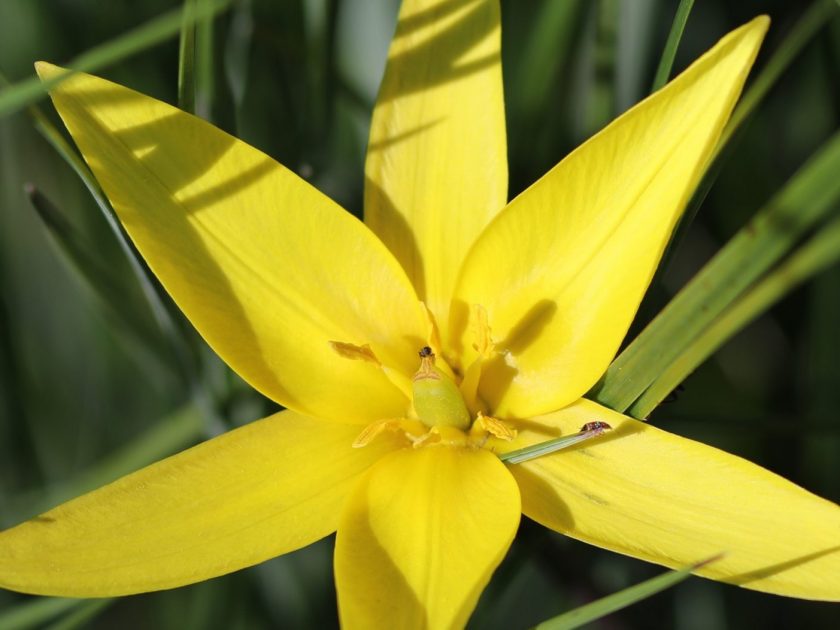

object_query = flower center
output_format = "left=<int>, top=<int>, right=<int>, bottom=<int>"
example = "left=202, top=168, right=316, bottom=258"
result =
left=412, top=346, right=471, bottom=430
left=330, top=304, right=517, bottom=450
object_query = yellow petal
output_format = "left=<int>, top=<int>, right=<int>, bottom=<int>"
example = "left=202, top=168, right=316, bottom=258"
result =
left=453, top=17, right=769, bottom=418
left=0, top=410, right=400, bottom=596
left=365, top=0, right=507, bottom=332
left=36, top=63, right=428, bottom=423
left=335, top=446, right=520, bottom=629
left=503, top=398, right=840, bottom=600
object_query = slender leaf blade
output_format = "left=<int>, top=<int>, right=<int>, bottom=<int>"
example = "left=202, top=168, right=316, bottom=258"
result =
left=650, top=0, right=695, bottom=92
left=535, top=556, right=721, bottom=630
left=631, top=215, right=840, bottom=417
left=0, top=0, right=231, bottom=118
left=0, top=598, right=82, bottom=630
left=593, top=130, right=840, bottom=413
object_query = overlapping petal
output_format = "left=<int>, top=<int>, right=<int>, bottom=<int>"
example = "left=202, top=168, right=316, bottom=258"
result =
left=453, top=17, right=769, bottom=418
left=0, top=410, right=402, bottom=597
left=36, top=62, right=428, bottom=424
left=502, top=398, right=840, bottom=601
left=335, top=446, right=520, bottom=629
left=365, top=0, right=507, bottom=332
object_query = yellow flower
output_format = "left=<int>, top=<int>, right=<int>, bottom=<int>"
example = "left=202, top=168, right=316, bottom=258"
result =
left=3, top=2, right=839, bottom=627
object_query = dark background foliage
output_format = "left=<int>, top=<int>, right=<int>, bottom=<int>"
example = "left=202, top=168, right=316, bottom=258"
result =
left=0, top=0, right=838, bottom=628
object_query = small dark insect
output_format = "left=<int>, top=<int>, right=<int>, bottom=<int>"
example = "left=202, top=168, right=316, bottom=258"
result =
left=580, top=421, right=611, bottom=433
left=418, top=346, right=434, bottom=358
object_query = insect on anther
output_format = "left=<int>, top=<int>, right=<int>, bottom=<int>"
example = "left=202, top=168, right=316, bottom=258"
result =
left=419, top=346, right=434, bottom=358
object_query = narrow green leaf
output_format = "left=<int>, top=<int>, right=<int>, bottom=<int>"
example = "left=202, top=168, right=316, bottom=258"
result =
left=6, top=402, right=203, bottom=525
left=0, top=0, right=231, bottom=118
left=535, top=556, right=721, bottom=630
left=512, top=0, right=584, bottom=118
left=0, top=598, right=81, bottom=630
left=650, top=0, right=695, bottom=92
left=719, top=0, right=838, bottom=149
left=195, top=0, right=217, bottom=120
left=178, top=0, right=198, bottom=113
left=653, top=0, right=836, bottom=286
left=18, top=96, right=196, bottom=384
left=631, top=215, right=840, bottom=418
left=43, top=599, right=113, bottom=630
left=583, top=0, right=619, bottom=137
left=593, top=130, right=840, bottom=414
left=25, top=185, right=165, bottom=350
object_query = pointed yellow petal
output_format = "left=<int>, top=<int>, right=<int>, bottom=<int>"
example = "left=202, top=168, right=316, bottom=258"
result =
left=0, top=411, right=400, bottom=597
left=503, top=398, right=840, bottom=600
left=453, top=17, right=769, bottom=418
left=36, top=62, right=428, bottom=423
left=335, top=446, right=520, bottom=629
left=365, top=0, right=507, bottom=331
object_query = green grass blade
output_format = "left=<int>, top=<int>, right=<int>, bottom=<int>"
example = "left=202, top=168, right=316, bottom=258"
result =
left=630, top=215, right=840, bottom=418
left=592, top=130, right=840, bottom=414
left=43, top=599, right=113, bottom=630
left=653, top=1, right=836, bottom=285
left=5, top=402, right=203, bottom=525
left=650, top=0, right=695, bottom=92
left=0, top=598, right=82, bottom=630
left=194, top=0, right=217, bottom=120
left=0, top=0, right=231, bottom=118
left=512, top=0, right=583, bottom=119
left=25, top=185, right=164, bottom=352
left=583, top=0, right=619, bottom=137
left=19, top=98, right=196, bottom=384
left=534, top=556, right=721, bottom=630
left=178, top=0, right=198, bottom=113
left=719, top=0, right=838, bottom=149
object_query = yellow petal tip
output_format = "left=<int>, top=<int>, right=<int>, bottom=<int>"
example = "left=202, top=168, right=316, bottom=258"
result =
left=34, top=61, right=60, bottom=79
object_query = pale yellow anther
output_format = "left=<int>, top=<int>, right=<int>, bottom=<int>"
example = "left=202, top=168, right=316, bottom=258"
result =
left=471, top=304, right=494, bottom=357
left=353, top=418, right=427, bottom=448
left=329, top=341, right=380, bottom=365
left=329, top=340, right=413, bottom=399
left=460, top=304, right=495, bottom=411
left=472, top=412, right=517, bottom=442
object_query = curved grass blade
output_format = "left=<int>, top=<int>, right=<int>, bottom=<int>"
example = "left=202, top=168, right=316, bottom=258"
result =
left=512, top=0, right=584, bottom=119
left=535, top=555, right=722, bottom=630
left=719, top=0, right=838, bottom=149
left=0, top=0, right=232, bottom=118
left=178, top=0, right=198, bottom=113
left=43, top=599, right=113, bottom=630
left=5, top=402, right=203, bottom=526
left=25, top=185, right=164, bottom=356
left=583, top=0, right=619, bottom=137
left=630, top=215, right=840, bottom=418
left=0, top=598, right=83, bottom=630
left=650, top=0, right=695, bottom=92
left=16, top=93, right=196, bottom=385
left=652, top=0, right=837, bottom=294
left=592, top=130, right=840, bottom=414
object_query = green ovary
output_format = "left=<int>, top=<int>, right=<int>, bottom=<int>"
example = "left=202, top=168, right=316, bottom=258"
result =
left=411, top=348, right=470, bottom=429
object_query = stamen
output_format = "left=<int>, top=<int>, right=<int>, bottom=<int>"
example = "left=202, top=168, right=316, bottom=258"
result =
left=329, top=341, right=380, bottom=365
left=352, top=418, right=427, bottom=448
left=460, top=304, right=495, bottom=411
left=499, top=421, right=613, bottom=465
left=329, top=340, right=413, bottom=399
left=471, top=412, right=517, bottom=441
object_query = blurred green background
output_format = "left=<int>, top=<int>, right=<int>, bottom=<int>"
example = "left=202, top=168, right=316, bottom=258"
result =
left=0, top=0, right=839, bottom=628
